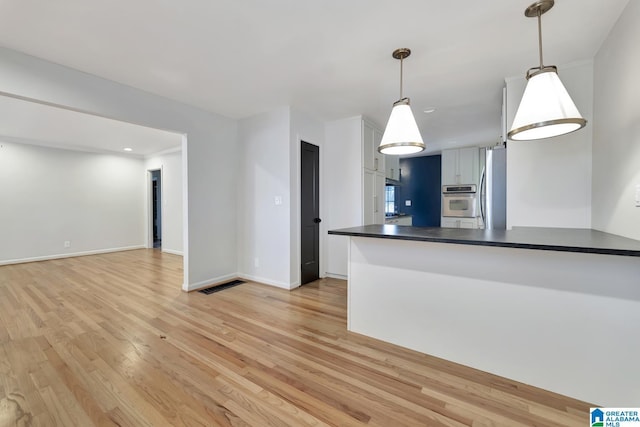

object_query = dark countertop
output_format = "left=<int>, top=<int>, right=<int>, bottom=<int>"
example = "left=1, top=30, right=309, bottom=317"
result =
left=328, top=225, right=640, bottom=257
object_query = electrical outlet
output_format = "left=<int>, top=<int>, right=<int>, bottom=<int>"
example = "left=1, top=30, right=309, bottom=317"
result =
left=635, top=184, right=640, bottom=207
left=405, top=200, right=412, bottom=207
left=274, top=196, right=283, bottom=206
left=254, top=257, right=259, bottom=268
left=64, top=241, right=71, bottom=248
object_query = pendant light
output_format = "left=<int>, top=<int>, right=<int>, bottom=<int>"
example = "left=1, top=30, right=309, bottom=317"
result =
left=508, top=0, right=586, bottom=141
left=378, top=48, right=425, bottom=155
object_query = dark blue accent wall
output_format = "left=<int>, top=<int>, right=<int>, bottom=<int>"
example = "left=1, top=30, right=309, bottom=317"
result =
left=398, top=155, right=441, bottom=227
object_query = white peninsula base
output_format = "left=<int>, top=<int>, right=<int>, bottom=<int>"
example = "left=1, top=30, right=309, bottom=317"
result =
left=347, top=236, right=640, bottom=406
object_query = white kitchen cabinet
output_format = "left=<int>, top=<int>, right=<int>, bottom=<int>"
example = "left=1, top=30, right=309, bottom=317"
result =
left=385, top=215, right=412, bottom=226
left=373, top=127, right=384, bottom=173
left=363, top=123, right=375, bottom=171
left=362, top=119, right=385, bottom=225
left=441, top=147, right=479, bottom=185
left=459, top=218, right=478, bottom=229
left=385, top=154, right=400, bottom=181
left=362, top=120, right=384, bottom=172
left=441, top=217, right=479, bottom=229
left=363, top=169, right=374, bottom=225
left=458, top=147, right=479, bottom=184
left=441, top=150, right=458, bottom=185
left=398, top=216, right=412, bottom=226
left=375, top=172, right=385, bottom=224
left=441, top=217, right=458, bottom=228
left=363, top=169, right=385, bottom=225
left=325, top=115, right=385, bottom=277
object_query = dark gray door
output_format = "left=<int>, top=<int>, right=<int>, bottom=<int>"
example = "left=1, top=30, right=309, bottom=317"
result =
left=301, top=141, right=320, bottom=285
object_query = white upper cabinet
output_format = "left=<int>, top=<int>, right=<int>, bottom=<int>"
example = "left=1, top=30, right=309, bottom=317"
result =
left=359, top=119, right=386, bottom=225
left=373, top=127, right=384, bottom=173
left=363, top=123, right=374, bottom=171
left=385, top=154, right=400, bottom=181
left=441, top=150, right=458, bottom=185
left=362, top=120, right=384, bottom=172
left=458, top=147, right=479, bottom=184
left=441, top=147, right=479, bottom=185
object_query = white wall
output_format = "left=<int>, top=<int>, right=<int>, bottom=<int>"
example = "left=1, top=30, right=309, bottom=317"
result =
left=0, top=142, right=145, bottom=263
left=506, top=61, right=593, bottom=229
left=145, top=149, right=183, bottom=255
left=324, top=116, right=363, bottom=278
left=237, top=107, right=325, bottom=289
left=592, top=1, right=640, bottom=240
left=0, top=47, right=237, bottom=291
left=237, top=107, right=292, bottom=288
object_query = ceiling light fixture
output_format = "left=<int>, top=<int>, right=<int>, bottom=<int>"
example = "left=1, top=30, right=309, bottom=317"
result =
left=123, top=147, right=133, bottom=152
left=508, top=0, right=586, bottom=141
left=378, top=48, right=425, bottom=155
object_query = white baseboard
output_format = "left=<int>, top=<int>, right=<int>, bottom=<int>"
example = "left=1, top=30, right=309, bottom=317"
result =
left=161, top=248, right=183, bottom=256
left=289, top=280, right=301, bottom=290
left=238, top=273, right=293, bottom=290
left=0, top=245, right=146, bottom=266
left=183, top=273, right=238, bottom=292
left=326, top=272, right=348, bottom=280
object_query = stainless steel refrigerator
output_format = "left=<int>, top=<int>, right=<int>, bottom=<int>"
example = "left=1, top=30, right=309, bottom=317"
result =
left=479, top=145, right=507, bottom=229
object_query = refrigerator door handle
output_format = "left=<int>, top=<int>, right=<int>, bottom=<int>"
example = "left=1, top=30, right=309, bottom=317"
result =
left=479, top=166, right=486, bottom=228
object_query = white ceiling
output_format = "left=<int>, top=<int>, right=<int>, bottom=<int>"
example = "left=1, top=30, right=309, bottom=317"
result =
left=0, top=0, right=630, bottom=155
left=0, top=95, right=182, bottom=156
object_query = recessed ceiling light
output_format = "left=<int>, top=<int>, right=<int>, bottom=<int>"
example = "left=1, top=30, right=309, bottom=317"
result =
left=423, top=108, right=436, bottom=114
left=123, top=147, right=133, bottom=152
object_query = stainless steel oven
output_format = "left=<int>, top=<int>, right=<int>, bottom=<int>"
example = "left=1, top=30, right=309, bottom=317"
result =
left=442, top=184, right=478, bottom=218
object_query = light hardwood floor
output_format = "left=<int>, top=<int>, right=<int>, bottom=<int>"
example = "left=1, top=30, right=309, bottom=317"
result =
left=0, top=249, right=592, bottom=426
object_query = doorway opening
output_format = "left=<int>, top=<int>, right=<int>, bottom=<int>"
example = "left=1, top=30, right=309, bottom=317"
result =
left=0, top=90, right=187, bottom=288
left=149, top=169, right=162, bottom=249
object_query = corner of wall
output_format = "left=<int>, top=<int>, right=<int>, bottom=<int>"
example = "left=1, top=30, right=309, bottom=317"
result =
left=591, top=0, right=640, bottom=240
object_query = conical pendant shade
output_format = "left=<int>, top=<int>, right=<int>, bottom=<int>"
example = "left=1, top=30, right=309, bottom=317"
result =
left=378, top=48, right=425, bottom=155
left=508, top=69, right=586, bottom=140
left=379, top=99, right=425, bottom=155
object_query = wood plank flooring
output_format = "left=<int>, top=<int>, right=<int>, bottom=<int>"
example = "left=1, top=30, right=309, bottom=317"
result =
left=0, top=249, right=592, bottom=426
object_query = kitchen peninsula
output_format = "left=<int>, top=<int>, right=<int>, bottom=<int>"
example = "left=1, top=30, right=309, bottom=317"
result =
left=328, top=225, right=640, bottom=406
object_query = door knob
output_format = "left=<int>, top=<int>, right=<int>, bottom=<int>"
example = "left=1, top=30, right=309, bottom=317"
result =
left=313, top=218, right=322, bottom=223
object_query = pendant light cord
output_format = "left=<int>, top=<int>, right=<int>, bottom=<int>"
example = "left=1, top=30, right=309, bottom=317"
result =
left=537, top=7, right=544, bottom=69
left=399, top=57, right=404, bottom=99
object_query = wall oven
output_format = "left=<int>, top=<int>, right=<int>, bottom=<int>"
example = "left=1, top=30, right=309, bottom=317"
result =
left=442, top=184, right=478, bottom=218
